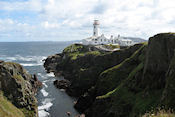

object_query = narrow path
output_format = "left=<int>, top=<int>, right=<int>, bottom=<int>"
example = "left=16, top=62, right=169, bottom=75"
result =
left=95, top=45, right=120, bottom=52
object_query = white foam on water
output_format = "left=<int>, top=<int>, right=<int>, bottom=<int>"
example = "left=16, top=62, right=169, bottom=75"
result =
left=20, top=63, right=43, bottom=66
left=0, top=55, right=46, bottom=66
left=38, top=110, right=50, bottom=117
left=0, top=57, right=17, bottom=61
left=46, top=72, right=55, bottom=77
left=38, top=73, right=42, bottom=76
left=38, top=98, right=54, bottom=117
left=15, top=55, right=46, bottom=62
left=43, top=82, right=48, bottom=88
left=1, top=55, right=42, bottom=61
left=60, top=89, right=65, bottom=92
left=40, top=56, right=47, bottom=62
left=41, top=98, right=54, bottom=105
left=38, top=73, right=48, bottom=80
left=43, top=79, right=52, bottom=83
left=41, top=88, right=49, bottom=97
left=15, top=55, right=35, bottom=61
left=38, top=102, right=53, bottom=111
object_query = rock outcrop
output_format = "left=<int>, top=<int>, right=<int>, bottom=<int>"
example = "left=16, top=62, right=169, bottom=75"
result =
left=0, top=61, right=42, bottom=117
left=44, top=43, right=143, bottom=97
left=44, top=33, right=175, bottom=117
left=53, top=79, right=70, bottom=89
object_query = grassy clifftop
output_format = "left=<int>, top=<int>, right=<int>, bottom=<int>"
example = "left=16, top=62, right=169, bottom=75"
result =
left=0, top=92, right=25, bottom=117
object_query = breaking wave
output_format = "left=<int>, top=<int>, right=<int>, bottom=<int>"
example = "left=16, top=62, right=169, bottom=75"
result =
left=38, top=98, right=54, bottom=117
left=0, top=55, right=46, bottom=66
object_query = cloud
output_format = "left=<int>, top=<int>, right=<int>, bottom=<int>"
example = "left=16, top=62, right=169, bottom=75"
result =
left=0, top=0, right=43, bottom=12
left=0, top=0, right=175, bottom=41
left=41, top=21, right=60, bottom=29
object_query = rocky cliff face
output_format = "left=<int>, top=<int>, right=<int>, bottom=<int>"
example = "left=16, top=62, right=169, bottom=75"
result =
left=44, top=43, right=143, bottom=97
left=0, top=61, right=42, bottom=117
left=84, top=33, right=175, bottom=117
left=44, top=33, right=175, bottom=117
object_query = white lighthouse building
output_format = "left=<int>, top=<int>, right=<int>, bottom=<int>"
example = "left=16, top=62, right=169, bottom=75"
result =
left=93, top=20, right=100, bottom=37
left=82, top=20, right=134, bottom=46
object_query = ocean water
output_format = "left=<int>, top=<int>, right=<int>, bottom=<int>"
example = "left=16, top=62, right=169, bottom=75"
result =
left=0, top=42, right=79, bottom=117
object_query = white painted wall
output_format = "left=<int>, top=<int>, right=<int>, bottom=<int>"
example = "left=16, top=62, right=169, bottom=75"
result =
left=93, top=24, right=99, bottom=37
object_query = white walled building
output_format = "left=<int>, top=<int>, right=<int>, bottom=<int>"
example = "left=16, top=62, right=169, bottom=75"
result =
left=82, top=20, right=134, bottom=46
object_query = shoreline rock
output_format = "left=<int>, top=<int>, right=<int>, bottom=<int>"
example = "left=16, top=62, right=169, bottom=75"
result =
left=53, top=79, right=70, bottom=90
left=0, top=61, right=42, bottom=117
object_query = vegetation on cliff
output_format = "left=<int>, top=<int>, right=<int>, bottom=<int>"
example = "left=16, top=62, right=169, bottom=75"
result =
left=44, top=43, right=143, bottom=97
left=85, top=33, right=175, bottom=117
left=0, top=61, right=41, bottom=117
left=142, top=109, right=175, bottom=117
left=0, top=92, right=25, bottom=117
left=44, top=33, right=175, bottom=117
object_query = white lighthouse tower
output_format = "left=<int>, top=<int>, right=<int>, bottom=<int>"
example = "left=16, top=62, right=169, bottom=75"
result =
left=93, top=20, right=100, bottom=37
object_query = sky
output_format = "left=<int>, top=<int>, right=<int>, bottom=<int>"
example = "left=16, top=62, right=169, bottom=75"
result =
left=0, top=0, right=175, bottom=42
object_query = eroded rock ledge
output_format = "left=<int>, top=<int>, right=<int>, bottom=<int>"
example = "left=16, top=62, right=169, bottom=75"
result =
left=0, top=61, right=42, bottom=117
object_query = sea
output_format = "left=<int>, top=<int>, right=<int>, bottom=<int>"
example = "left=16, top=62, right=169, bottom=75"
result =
left=0, top=42, right=79, bottom=117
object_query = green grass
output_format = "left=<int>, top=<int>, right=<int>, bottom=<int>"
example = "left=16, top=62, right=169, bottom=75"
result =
left=63, top=44, right=86, bottom=53
left=132, top=90, right=163, bottom=116
left=63, top=44, right=106, bottom=60
left=0, top=92, right=25, bottom=117
left=94, top=44, right=151, bottom=116
left=94, top=43, right=175, bottom=116
left=86, top=51, right=101, bottom=56
left=69, top=50, right=102, bottom=60
left=97, top=62, right=144, bottom=99
left=13, top=74, right=23, bottom=81
left=143, top=109, right=175, bottom=117
left=4, top=62, right=21, bottom=66
left=128, top=62, right=143, bottom=79
left=96, top=44, right=146, bottom=97
left=69, top=52, right=85, bottom=60
left=103, top=44, right=120, bottom=49
left=20, top=108, right=36, bottom=117
left=140, top=42, right=148, bottom=45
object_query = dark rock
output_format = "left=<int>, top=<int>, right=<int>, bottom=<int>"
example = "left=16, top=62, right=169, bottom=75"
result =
left=30, top=74, right=43, bottom=93
left=74, top=87, right=96, bottom=113
left=0, top=60, right=4, bottom=63
left=44, top=54, right=62, bottom=73
left=66, top=111, right=71, bottom=116
left=53, top=79, right=70, bottom=89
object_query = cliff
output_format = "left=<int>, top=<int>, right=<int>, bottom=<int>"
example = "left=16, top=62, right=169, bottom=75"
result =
left=44, top=43, right=143, bottom=97
left=0, top=61, right=42, bottom=117
left=44, top=33, right=175, bottom=117
left=85, top=33, right=175, bottom=117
